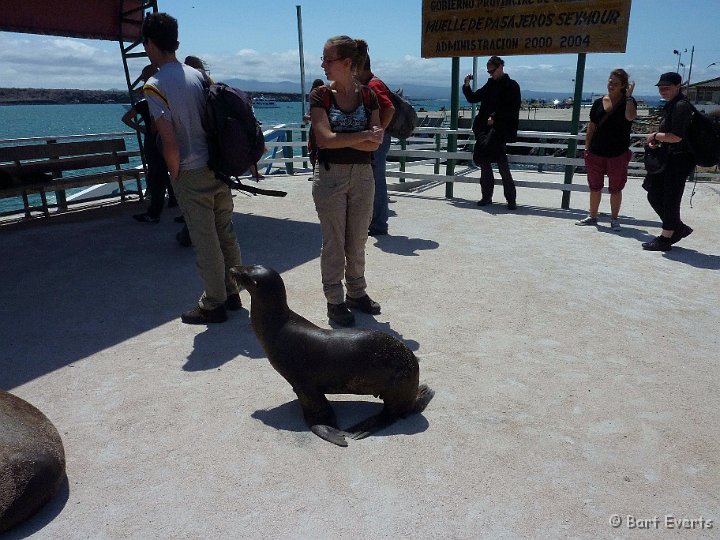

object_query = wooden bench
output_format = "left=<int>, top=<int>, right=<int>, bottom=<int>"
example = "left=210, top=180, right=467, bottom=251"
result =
left=0, top=138, right=144, bottom=218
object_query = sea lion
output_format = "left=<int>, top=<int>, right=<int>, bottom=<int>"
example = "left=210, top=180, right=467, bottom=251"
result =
left=0, top=390, right=66, bottom=533
left=231, top=265, right=433, bottom=447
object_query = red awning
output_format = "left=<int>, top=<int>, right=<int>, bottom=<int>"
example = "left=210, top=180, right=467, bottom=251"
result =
left=0, top=0, right=145, bottom=42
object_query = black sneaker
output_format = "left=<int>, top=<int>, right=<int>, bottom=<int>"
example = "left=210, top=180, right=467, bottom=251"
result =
left=477, top=198, right=492, bottom=206
left=506, top=201, right=517, bottom=210
left=176, top=226, right=192, bottom=247
left=225, top=293, right=242, bottom=311
left=133, top=213, right=160, bottom=223
left=181, top=305, right=228, bottom=324
left=345, top=294, right=381, bottom=315
left=670, top=224, right=693, bottom=245
left=327, top=303, right=355, bottom=326
left=642, top=236, right=672, bottom=252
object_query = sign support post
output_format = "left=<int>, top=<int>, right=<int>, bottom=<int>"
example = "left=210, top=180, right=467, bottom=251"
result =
left=562, top=53, right=586, bottom=210
left=446, top=57, right=460, bottom=198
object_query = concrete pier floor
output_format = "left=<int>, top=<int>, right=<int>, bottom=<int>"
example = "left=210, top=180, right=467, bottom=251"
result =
left=1, top=169, right=718, bottom=538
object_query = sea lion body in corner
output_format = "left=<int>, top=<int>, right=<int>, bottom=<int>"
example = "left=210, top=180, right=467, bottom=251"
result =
left=231, top=265, right=433, bottom=447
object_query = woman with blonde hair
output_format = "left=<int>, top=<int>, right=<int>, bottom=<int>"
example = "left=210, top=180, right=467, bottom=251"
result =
left=310, top=36, right=384, bottom=326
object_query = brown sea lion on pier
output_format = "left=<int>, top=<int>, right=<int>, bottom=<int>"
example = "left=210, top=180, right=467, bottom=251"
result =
left=231, top=265, right=433, bottom=447
left=0, top=390, right=66, bottom=533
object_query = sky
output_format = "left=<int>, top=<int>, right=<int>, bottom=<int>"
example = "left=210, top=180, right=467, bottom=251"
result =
left=1, top=0, right=719, bottom=98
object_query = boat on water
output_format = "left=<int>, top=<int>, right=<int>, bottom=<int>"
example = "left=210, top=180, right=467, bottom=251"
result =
left=252, top=96, right=279, bottom=108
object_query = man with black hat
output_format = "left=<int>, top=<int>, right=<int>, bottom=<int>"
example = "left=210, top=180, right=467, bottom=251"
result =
left=642, top=71, right=695, bottom=251
left=463, top=56, right=521, bottom=209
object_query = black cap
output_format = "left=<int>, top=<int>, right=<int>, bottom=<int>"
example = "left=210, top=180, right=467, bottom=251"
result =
left=655, top=72, right=682, bottom=86
left=488, top=56, right=504, bottom=67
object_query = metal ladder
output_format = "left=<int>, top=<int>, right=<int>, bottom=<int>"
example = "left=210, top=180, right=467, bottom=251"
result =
left=118, top=0, right=159, bottom=172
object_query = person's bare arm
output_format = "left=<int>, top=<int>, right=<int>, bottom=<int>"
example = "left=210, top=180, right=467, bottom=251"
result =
left=154, top=117, right=180, bottom=180
left=379, top=105, right=396, bottom=129
left=350, top=108, right=383, bottom=151
left=625, top=81, right=637, bottom=122
left=121, top=107, right=145, bottom=133
left=585, top=122, right=597, bottom=154
left=311, top=107, right=382, bottom=151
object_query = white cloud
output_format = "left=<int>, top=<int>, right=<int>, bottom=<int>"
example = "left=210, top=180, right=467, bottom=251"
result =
left=1, top=31, right=718, bottom=97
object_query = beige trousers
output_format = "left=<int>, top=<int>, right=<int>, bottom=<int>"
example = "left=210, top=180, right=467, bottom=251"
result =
left=173, top=166, right=242, bottom=310
left=312, top=163, right=374, bottom=304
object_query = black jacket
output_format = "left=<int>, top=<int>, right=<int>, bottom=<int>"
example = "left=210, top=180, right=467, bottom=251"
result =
left=659, top=92, right=693, bottom=155
left=463, top=74, right=521, bottom=142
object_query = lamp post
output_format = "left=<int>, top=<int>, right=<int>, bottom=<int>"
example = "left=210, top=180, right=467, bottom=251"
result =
left=673, top=49, right=686, bottom=73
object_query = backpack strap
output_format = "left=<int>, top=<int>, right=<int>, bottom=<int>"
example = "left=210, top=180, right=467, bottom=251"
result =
left=359, top=85, right=375, bottom=129
left=319, top=84, right=373, bottom=111
left=221, top=177, right=287, bottom=197
left=360, top=85, right=373, bottom=108
left=316, top=85, right=332, bottom=111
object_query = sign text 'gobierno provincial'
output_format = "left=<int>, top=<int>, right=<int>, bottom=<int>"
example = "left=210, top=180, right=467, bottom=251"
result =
left=422, top=0, right=632, bottom=58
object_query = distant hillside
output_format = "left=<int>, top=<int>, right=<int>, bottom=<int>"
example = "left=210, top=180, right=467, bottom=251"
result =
left=0, top=85, right=663, bottom=107
left=220, top=78, right=662, bottom=104
left=0, top=87, right=301, bottom=105
left=0, top=88, right=132, bottom=105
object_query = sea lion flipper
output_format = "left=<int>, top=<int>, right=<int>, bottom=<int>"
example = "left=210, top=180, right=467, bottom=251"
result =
left=347, top=413, right=394, bottom=440
left=311, top=424, right=349, bottom=447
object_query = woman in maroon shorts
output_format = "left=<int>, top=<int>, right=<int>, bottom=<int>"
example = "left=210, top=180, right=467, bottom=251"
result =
left=576, top=69, right=637, bottom=231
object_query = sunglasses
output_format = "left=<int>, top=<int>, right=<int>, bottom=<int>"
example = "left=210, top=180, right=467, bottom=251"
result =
left=321, top=56, right=343, bottom=63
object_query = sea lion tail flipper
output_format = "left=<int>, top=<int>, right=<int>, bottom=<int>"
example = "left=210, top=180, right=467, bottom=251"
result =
left=412, top=384, right=435, bottom=414
left=347, top=412, right=395, bottom=441
left=311, top=424, right=349, bottom=447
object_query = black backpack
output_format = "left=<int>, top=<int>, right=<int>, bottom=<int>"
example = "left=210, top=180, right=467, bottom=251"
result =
left=375, top=79, right=418, bottom=140
left=204, top=83, right=286, bottom=197
left=686, top=102, right=720, bottom=167
left=205, top=83, right=265, bottom=180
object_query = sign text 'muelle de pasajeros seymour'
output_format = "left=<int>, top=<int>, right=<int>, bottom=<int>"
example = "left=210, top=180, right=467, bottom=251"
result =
left=422, top=0, right=632, bottom=58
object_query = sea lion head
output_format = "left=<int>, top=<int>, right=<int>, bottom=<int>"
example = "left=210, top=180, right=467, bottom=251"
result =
left=230, top=265, right=288, bottom=311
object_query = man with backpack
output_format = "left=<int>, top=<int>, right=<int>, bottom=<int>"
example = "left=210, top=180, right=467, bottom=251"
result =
left=642, top=72, right=695, bottom=252
left=358, top=57, right=395, bottom=236
left=463, top=56, right=521, bottom=210
left=142, top=12, right=243, bottom=324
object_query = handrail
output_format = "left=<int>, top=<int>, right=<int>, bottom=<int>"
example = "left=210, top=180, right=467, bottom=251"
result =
left=0, top=132, right=138, bottom=145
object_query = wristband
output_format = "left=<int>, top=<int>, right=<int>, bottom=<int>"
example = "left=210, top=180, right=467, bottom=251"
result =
left=627, top=96, right=637, bottom=106
left=652, top=133, right=658, bottom=142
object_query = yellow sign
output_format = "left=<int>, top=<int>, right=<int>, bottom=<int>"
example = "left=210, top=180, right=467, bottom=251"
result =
left=422, top=0, right=632, bottom=58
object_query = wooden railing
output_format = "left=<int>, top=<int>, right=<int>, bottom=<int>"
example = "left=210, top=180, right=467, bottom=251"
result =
left=256, top=124, right=720, bottom=191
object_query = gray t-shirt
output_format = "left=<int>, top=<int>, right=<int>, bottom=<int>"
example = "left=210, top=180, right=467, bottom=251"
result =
left=145, top=62, right=208, bottom=171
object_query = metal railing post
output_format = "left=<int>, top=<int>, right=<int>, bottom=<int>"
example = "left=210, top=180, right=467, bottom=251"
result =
left=284, top=129, right=294, bottom=175
left=300, top=126, right=308, bottom=169
left=435, top=133, right=441, bottom=175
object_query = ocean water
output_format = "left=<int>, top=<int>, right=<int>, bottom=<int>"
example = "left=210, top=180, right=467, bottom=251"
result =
left=0, top=99, right=448, bottom=214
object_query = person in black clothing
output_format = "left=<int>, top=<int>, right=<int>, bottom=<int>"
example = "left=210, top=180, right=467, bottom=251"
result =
left=462, top=56, right=521, bottom=209
left=122, top=64, right=177, bottom=223
left=642, top=72, right=695, bottom=252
